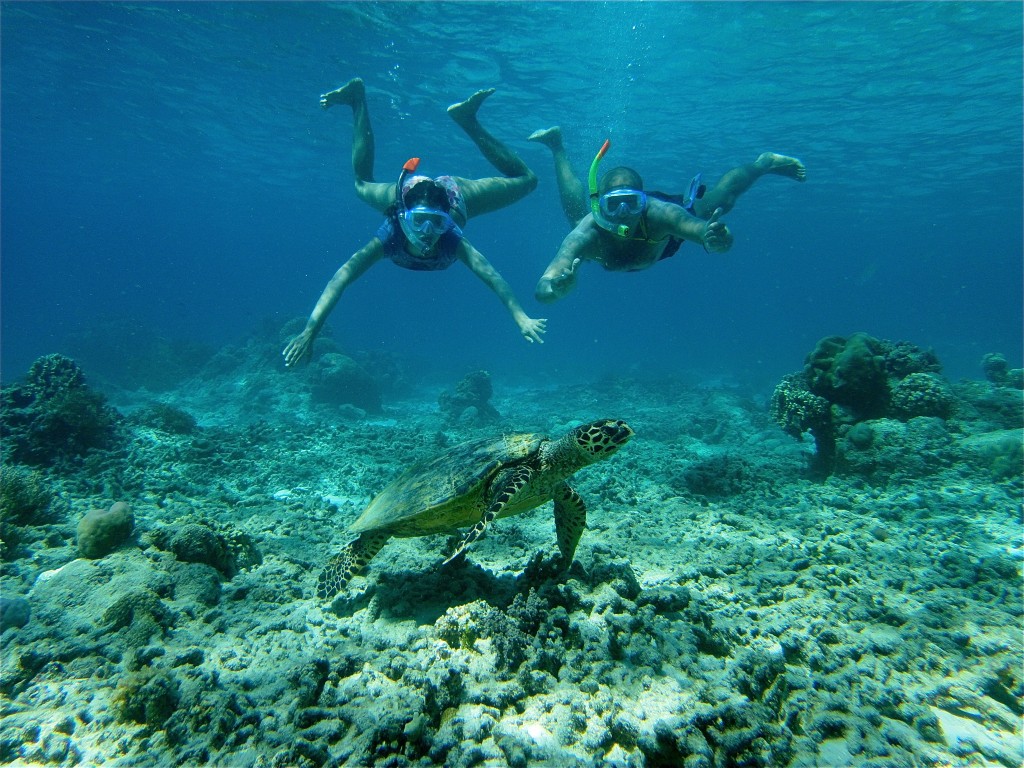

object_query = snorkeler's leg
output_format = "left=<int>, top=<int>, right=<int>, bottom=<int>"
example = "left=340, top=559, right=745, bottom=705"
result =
left=693, top=152, right=806, bottom=219
left=528, top=126, right=589, bottom=226
left=454, top=175, right=536, bottom=219
left=448, top=89, right=537, bottom=216
left=321, top=77, right=386, bottom=209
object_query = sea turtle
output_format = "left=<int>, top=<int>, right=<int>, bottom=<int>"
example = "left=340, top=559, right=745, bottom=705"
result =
left=316, top=418, right=634, bottom=600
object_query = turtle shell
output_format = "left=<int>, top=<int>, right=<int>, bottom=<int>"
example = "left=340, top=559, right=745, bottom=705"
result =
left=349, top=432, right=545, bottom=537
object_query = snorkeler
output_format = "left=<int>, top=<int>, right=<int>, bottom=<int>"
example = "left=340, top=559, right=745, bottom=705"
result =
left=528, top=128, right=806, bottom=303
left=283, top=79, right=545, bottom=367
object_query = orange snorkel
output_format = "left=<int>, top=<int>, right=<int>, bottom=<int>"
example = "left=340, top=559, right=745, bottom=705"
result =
left=396, top=156, right=421, bottom=216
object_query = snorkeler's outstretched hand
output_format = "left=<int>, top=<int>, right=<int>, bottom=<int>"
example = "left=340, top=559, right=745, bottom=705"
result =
left=519, top=316, right=547, bottom=344
left=702, top=208, right=733, bottom=254
left=282, top=328, right=316, bottom=368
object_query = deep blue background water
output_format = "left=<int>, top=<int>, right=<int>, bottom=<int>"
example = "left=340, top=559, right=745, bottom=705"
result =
left=2, top=2, right=1021, bottom=392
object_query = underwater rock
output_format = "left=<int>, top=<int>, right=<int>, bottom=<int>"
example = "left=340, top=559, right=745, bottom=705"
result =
left=309, top=352, right=382, bottom=413
left=438, top=370, right=500, bottom=424
left=681, top=453, right=758, bottom=498
left=958, top=429, right=1024, bottom=480
left=77, top=501, right=135, bottom=559
left=102, top=589, right=177, bottom=649
left=112, top=667, right=181, bottom=729
left=981, top=352, right=1024, bottom=389
left=837, top=417, right=953, bottom=481
left=0, top=597, right=31, bottom=631
left=0, top=354, right=122, bottom=466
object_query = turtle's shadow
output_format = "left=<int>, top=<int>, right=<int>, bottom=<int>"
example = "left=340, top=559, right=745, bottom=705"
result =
left=327, top=551, right=571, bottom=624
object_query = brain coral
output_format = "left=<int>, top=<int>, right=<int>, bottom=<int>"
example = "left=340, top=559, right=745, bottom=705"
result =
left=889, top=373, right=956, bottom=420
left=77, top=501, right=135, bottom=559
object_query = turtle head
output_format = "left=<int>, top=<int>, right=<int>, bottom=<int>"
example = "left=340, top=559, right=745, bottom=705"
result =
left=569, top=419, right=634, bottom=465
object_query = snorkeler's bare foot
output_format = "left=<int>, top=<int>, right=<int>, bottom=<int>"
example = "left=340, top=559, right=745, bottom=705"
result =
left=320, top=78, right=365, bottom=110
left=528, top=126, right=564, bottom=151
left=447, top=88, right=496, bottom=126
left=755, top=152, right=807, bottom=182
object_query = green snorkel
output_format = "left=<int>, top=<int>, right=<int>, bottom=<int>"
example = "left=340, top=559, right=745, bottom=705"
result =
left=588, top=139, right=637, bottom=238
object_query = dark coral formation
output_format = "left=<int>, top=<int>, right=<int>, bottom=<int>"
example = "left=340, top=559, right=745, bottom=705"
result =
left=1, top=354, right=122, bottom=467
left=771, top=333, right=956, bottom=476
left=130, top=403, right=198, bottom=436
left=981, top=352, right=1024, bottom=389
left=438, top=370, right=500, bottom=424
left=309, top=352, right=382, bottom=413
left=149, top=518, right=262, bottom=578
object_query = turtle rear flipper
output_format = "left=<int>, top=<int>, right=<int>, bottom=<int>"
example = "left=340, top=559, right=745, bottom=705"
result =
left=553, top=482, right=586, bottom=566
left=443, top=464, right=536, bottom=565
left=317, top=531, right=390, bottom=600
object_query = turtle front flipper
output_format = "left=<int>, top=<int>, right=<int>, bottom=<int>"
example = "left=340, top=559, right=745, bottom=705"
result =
left=317, top=531, right=390, bottom=600
left=443, top=465, right=535, bottom=565
left=553, top=482, right=586, bottom=566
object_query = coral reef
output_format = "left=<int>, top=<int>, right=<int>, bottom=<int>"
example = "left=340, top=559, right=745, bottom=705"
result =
left=77, top=501, right=135, bottom=559
left=770, top=333, right=968, bottom=478
left=0, top=356, right=1017, bottom=768
left=0, top=354, right=121, bottom=466
left=438, top=370, right=500, bottom=424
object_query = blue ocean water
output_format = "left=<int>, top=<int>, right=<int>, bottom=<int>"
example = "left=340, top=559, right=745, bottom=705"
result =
left=2, top=1, right=1021, bottom=390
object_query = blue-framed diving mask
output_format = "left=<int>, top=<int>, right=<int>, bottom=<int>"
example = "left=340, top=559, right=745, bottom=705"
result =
left=399, top=206, right=457, bottom=256
left=599, top=188, right=647, bottom=219
left=595, top=188, right=647, bottom=236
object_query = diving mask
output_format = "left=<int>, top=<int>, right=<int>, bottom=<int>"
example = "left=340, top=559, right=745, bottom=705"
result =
left=599, top=189, right=647, bottom=220
left=399, top=206, right=455, bottom=256
left=403, top=207, right=455, bottom=236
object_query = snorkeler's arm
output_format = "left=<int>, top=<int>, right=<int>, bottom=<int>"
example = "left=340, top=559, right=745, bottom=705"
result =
left=652, top=200, right=733, bottom=253
left=458, top=239, right=547, bottom=344
left=534, top=220, right=595, bottom=303
left=282, top=239, right=384, bottom=367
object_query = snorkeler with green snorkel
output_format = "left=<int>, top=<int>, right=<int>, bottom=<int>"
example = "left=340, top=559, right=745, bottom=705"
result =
left=529, top=129, right=806, bottom=303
